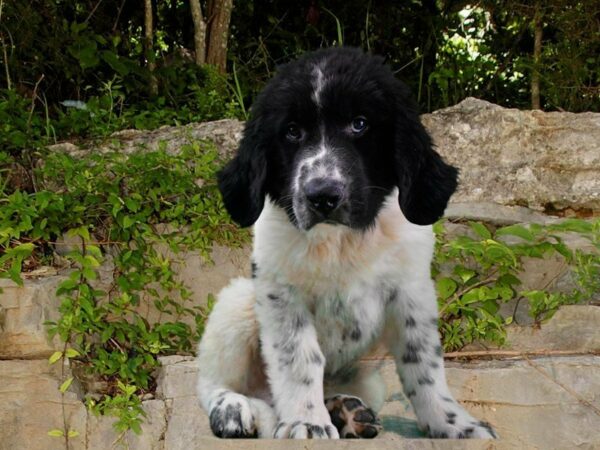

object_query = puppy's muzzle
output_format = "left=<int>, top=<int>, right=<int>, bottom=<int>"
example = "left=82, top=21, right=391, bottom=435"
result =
left=304, top=178, right=345, bottom=216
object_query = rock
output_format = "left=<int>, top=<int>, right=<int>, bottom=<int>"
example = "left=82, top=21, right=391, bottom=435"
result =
left=155, top=356, right=197, bottom=399
left=423, top=97, right=600, bottom=214
left=164, top=397, right=212, bottom=450
left=444, top=202, right=561, bottom=225
left=0, top=277, right=64, bottom=359
left=86, top=400, right=166, bottom=450
left=502, top=305, right=600, bottom=352
left=49, top=119, right=244, bottom=160
left=0, top=359, right=87, bottom=450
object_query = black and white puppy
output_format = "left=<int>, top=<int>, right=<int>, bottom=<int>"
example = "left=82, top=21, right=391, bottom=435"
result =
left=196, top=47, right=497, bottom=440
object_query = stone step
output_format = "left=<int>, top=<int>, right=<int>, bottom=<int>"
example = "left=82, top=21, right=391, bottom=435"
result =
left=2, top=354, right=598, bottom=449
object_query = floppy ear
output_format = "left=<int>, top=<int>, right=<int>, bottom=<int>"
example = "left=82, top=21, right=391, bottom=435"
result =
left=394, top=93, right=458, bottom=226
left=217, top=117, right=267, bottom=227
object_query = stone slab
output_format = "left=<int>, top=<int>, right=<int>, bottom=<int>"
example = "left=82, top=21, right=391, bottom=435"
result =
left=0, top=277, right=64, bottom=358
left=0, top=359, right=87, bottom=450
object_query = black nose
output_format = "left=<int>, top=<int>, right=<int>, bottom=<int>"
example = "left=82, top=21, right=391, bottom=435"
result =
left=304, top=178, right=344, bottom=215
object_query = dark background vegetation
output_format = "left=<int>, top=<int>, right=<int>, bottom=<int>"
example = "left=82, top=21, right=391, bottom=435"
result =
left=1, top=1, right=599, bottom=155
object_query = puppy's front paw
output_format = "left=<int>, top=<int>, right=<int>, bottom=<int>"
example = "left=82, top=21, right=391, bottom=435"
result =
left=325, top=395, right=383, bottom=438
left=422, top=408, right=498, bottom=439
left=209, top=391, right=257, bottom=438
left=274, top=420, right=339, bottom=439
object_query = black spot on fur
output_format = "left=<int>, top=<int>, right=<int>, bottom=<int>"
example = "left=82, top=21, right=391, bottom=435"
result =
left=343, top=397, right=363, bottom=411
left=434, top=345, right=443, bottom=357
left=273, top=422, right=286, bottom=437
left=406, top=389, right=416, bottom=398
left=478, top=421, right=497, bottom=438
left=301, top=376, right=313, bottom=386
left=405, top=316, right=416, bottom=328
left=345, top=432, right=359, bottom=438
left=386, top=288, right=398, bottom=304
left=307, top=424, right=326, bottom=438
left=267, top=293, right=279, bottom=301
left=354, top=409, right=376, bottom=423
left=430, top=430, right=449, bottom=439
left=430, top=317, right=439, bottom=327
left=402, top=341, right=421, bottom=364
left=462, top=427, right=474, bottom=437
left=430, top=361, right=440, bottom=369
left=306, top=402, right=314, bottom=410
left=329, top=406, right=345, bottom=430
left=350, top=326, right=362, bottom=341
left=251, top=261, right=258, bottom=278
left=310, top=350, right=323, bottom=365
left=292, top=314, right=307, bottom=330
left=442, top=396, right=454, bottom=402
left=209, top=402, right=255, bottom=438
left=418, top=375, right=435, bottom=385
left=446, top=411, right=457, bottom=425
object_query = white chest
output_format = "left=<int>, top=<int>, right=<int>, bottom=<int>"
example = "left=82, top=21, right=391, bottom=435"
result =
left=312, top=283, right=389, bottom=375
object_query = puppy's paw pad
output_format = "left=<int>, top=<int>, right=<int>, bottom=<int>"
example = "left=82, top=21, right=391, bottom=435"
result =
left=274, top=420, right=339, bottom=439
left=325, top=395, right=383, bottom=439
left=209, top=391, right=257, bottom=438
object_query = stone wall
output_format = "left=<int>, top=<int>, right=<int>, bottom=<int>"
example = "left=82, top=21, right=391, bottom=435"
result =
left=1, top=99, right=599, bottom=449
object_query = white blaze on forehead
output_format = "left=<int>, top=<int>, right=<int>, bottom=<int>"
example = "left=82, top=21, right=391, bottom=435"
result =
left=311, top=64, right=327, bottom=107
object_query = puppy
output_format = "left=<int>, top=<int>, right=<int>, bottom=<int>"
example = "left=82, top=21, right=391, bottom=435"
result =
left=196, top=47, right=497, bottom=440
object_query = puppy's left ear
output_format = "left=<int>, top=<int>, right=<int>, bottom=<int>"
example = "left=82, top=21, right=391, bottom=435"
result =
left=394, top=90, right=458, bottom=225
left=217, top=117, right=267, bottom=227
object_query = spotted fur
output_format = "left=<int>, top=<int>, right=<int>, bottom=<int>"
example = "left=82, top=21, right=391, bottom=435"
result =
left=196, top=48, right=497, bottom=440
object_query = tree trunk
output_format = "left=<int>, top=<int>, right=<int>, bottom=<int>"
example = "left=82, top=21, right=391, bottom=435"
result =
left=206, top=0, right=233, bottom=74
left=144, top=0, right=158, bottom=95
left=531, top=0, right=543, bottom=110
left=189, top=0, right=207, bottom=65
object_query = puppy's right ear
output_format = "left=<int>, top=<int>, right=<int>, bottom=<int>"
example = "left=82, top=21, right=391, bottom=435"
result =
left=217, top=117, right=267, bottom=227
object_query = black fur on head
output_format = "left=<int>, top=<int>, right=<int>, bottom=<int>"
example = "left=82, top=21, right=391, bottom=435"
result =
left=218, top=47, right=458, bottom=229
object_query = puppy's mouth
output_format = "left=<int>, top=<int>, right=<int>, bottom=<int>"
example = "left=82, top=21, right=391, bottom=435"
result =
left=292, top=196, right=352, bottom=230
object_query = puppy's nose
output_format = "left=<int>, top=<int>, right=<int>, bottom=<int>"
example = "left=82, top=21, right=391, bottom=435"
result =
left=304, top=178, right=344, bottom=215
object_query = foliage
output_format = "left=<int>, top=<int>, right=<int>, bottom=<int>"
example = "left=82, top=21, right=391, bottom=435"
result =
left=1, top=140, right=247, bottom=434
left=433, top=219, right=600, bottom=351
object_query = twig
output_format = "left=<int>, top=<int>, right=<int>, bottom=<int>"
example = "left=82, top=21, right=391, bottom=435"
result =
left=84, top=0, right=104, bottom=24
left=443, top=349, right=600, bottom=360
left=27, top=74, right=45, bottom=129
left=439, top=268, right=500, bottom=316
left=359, top=349, right=600, bottom=361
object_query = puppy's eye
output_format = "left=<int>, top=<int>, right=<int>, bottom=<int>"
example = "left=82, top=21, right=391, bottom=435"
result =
left=285, top=123, right=303, bottom=142
left=351, top=116, right=368, bottom=134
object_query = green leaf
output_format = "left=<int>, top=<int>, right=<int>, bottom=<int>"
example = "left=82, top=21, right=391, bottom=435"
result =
left=437, top=277, right=457, bottom=300
left=60, top=377, right=74, bottom=393
left=469, top=222, right=491, bottom=239
left=453, top=266, right=476, bottom=283
left=68, top=430, right=80, bottom=438
left=123, top=216, right=135, bottom=229
left=49, top=351, right=63, bottom=365
left=65, top=348, right=80, bottom=358
left=496, top=224, right=535, bottom=241
left=48, top=429, right=64, bottom=437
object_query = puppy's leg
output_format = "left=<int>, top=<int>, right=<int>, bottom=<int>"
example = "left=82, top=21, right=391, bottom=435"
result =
left=255, top=282, right=339, bottom=439
left=387, top=278, right=498, bottom=439
left=323, top=366, right=385, bottom=438
left=196, top=278, right=277, bottom=438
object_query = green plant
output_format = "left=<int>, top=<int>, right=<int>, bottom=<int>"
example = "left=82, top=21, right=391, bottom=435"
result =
left=433, top=219, right=600, bottom=351
left=1, top=139, right=247, bottom=435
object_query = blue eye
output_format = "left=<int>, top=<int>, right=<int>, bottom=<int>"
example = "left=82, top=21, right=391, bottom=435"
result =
left=285, top=122, right=303, bottom=142
left=351, top=116, right=368, bottom=134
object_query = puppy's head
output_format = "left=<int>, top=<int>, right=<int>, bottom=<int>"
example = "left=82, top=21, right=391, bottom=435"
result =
left=218, top=47, right=457, bottom=230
